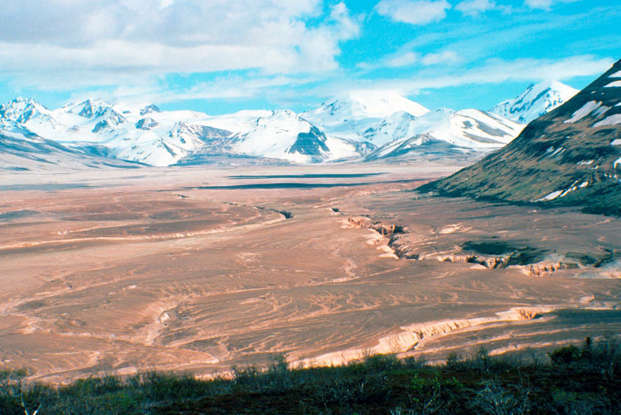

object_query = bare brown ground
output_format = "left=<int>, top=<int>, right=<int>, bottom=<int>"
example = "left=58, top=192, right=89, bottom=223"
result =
left=0, top=163, right=619, bottom=383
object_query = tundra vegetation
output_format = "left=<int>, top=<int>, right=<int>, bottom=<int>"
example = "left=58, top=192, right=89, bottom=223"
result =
left=1, top=338, right=619, bottom=414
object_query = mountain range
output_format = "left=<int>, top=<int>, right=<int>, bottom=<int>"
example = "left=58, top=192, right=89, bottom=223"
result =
left=0, top=81, right=578, bottom=169
left=421, top=59, right=621, bottom=215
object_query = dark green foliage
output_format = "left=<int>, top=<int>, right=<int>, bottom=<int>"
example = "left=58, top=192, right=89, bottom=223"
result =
left=1, top=339, right=620, bottom=414
left=549, top=345, right=582, bottom=365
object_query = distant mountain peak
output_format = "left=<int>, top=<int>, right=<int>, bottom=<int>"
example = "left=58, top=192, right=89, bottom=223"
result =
left=2, top=96, right=46, bottom=110
left=318, top=90, right=429, bottom=120
left=492, top=80, right=578, bottom=124
left=140, top=104, right=161, bottom=116
left=79, top=100, right=109, bottom=118
left=302, top=90, right=430, bottom=146
left=10, top=96, right=41, bottom=105
left=0, top=97, right=51, bottom=124
left=61, top=99, right=113, bottom=117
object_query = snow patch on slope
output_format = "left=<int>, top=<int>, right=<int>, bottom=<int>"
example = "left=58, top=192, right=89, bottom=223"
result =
left=594, top=114, right=621, bottom=128
left=367, top=108, right=523, bottom=160
left=535, top=180, right=589, bottom=202
left=565, top=101, right=602, bottom=123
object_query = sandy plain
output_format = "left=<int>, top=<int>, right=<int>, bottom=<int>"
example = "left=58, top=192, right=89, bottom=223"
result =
left=0, top=162, right=620, bottom=383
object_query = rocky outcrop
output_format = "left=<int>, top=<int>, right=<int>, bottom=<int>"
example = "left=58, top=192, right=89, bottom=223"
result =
left=293, top=306, right=555, bottom=368
left=346, top=216, right=415, bottom=259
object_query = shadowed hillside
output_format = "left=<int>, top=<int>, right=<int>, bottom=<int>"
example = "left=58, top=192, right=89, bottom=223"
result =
left=420, top=59, right=621, bottom=216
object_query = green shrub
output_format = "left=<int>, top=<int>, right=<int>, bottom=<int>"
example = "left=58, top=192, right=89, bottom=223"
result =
left=0, top=337, right=619, bottom=414
left=549, top=345, right=581, bottom=365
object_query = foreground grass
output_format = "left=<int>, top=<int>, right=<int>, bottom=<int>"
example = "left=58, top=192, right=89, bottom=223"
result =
left=1, top=338, right=620, bottom=414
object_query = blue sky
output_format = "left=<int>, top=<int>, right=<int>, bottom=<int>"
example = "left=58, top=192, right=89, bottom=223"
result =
left=0, top=0, right=618, bottom=114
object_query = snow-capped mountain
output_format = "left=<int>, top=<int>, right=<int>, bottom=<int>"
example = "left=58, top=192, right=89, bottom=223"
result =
left=0, top=121, right=139, bottom=171
left=1, top=81, right=584, bottom=168
left=307, top=90, right=429, bottom=120
left=492, top=81, right=578, bottom=124
left=303, top=90, right=429, bottom=146
left=0, top=98, right=233, bottom=166
left=0, top=98, right=63, bottom=141
left=204, top=109, right=360, bottom=163
left=358, top=111, right=419, bottom=147
left=0, top=99, right=362, bottom=166
left=366, top=109, right=523, bottom=161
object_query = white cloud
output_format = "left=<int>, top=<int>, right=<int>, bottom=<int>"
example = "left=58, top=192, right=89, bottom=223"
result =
left=329, top=2, right=361, bottom=39
left=85, top=74, right=314, bottom=107
left=375, top=0, right=451, bottom=25
left=384, top=55, right=615, bottom=92
left=455, top=0, right=496, bottom=16
left=525, top=0, right=553, bottom=9
left=358, top=50, right=458, bottom=71
left=524, top=0, right=579, bottom=10
left=0, top=0, right=360, bottom=89
left=386, top=52, right=420, bottom=67
left=316, top=55, right=614, bottom=99
left=356, top=51, right=419, bottom=70
left=421, top=50, right=459, bottom=65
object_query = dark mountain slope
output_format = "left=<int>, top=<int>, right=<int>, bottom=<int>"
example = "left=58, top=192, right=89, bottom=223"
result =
left=420, top=59, right=621, bottom=215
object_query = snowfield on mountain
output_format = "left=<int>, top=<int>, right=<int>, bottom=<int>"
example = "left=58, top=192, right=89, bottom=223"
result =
left=366, top=108, right=523, bottom=161
left=492, top=81, right=578, bottom=124
left=0, top=83, right=577, bottom=167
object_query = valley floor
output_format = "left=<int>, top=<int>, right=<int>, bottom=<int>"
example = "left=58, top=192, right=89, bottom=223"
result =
left=0, top=162, right=619, bottom=383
